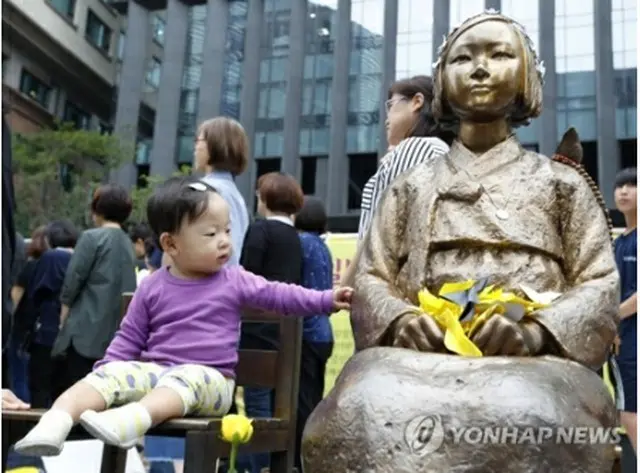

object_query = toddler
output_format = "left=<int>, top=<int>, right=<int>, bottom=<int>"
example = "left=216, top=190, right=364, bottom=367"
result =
left=15, top=176, right=352, bottom=456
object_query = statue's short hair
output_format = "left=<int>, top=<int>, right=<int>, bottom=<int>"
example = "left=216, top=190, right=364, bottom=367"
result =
left=431, top=11, right=545, bottom=131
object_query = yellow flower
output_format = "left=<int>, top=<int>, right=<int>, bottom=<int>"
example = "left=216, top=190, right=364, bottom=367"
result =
left=221, top=414, right=254, bottom=444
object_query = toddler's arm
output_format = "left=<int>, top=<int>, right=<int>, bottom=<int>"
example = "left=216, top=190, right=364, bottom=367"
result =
left=235, top=267, right=334, bottom=316
left=94, top=282, right=151, bottom=368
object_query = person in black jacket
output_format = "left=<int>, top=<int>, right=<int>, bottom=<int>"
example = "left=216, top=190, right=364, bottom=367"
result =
left=239, top=172, right=305, bottom=473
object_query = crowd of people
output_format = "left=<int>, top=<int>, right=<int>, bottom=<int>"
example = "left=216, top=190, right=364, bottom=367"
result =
left=3, top=114, right=351, bottom=473
left=0, top=61, right=636, bottom=472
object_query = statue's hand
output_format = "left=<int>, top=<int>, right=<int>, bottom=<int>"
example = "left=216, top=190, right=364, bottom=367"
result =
left=392, top=313, right=445, bottom=352
left=470, top=314, right=530, bottom=356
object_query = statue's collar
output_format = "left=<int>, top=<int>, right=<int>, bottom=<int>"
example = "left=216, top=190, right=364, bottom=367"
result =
left=447, top=135, right=524, bottom=179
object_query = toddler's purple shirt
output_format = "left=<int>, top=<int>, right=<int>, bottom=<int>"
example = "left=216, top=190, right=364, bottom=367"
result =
left=95, top=266, right=334, bottom=378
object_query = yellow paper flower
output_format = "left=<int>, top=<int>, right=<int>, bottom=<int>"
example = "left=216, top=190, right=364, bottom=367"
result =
left=221, top=414, right=254, bottom=444
left=418, top=280, right=552, bottom=357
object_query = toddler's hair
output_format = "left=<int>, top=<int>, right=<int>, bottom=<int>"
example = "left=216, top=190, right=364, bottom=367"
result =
left=615, top=168, right=637, bottom=189
left=147, top=176, right=217, bottom=245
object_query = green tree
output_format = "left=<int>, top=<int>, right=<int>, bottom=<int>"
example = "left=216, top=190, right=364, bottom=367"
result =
left=12, top=124, right=133, bottom=234
left=129, top=166, right=192, bottom=224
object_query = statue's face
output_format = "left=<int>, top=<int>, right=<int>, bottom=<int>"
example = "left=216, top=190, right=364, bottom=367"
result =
left=443, top=20, right=525, bottom=121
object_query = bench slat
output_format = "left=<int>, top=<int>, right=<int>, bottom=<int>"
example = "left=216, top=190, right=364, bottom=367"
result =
left=236, top=349, right=278, bottom=388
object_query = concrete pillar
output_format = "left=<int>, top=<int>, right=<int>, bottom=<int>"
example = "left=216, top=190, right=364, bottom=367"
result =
left=197, top=0, right=228, bottom=123
left=326, top=0, right=351, bottom=215
left=432, top=0, right=449, bottom=62
left=377, top=0, right=398, bottom=157
left=112, top=0, right=149, bottom=188
left=235, top=0, right=264, bottom=199
left=594, top=0, right=618, bottom=207
left=538, top=0, right=558, bottom=157
left=149, top=0, right=189, bottom=178
left=281, top=0, right=307, bottom=176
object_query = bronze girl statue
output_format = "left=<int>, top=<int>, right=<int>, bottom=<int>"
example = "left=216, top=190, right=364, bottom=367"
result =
left=302, top=11, right=619, bottom=473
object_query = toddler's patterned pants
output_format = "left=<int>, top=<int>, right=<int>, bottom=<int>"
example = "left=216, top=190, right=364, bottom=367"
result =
left=84, top=361, right=235, bottom=416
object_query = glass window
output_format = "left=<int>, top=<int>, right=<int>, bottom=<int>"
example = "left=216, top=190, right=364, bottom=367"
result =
left=396, top=0, right=434, bottom=79
left=117, top=31, right=125, bottom=61
left=555, top=0, right=595, bottom=73
left=255, top=0, right=292, bottom=153
left=49, top=0, right=75, bottom=20
left=153, top=15, right=166, bottom=46
left=145, top=57, right=162, bottom=90
left=85, top=10, right=112, bottom=54
left=267, top=88, right=286, bottom=118
left=63, top=101, right=90, bottom=130
left=265, top=131, right=283, bottom=157
left=176, top=135, right=194, bottom=165
left=182, top=64, right=202, bottom=90
left=555, top=0, right=596, bottom=142
left=449, top=0, right=484, bottom=29
left=180, top=90, right=198, bottom=114
left=299, top=1, right=338, bottom=156
left=136, top=138, right=152, bottom=165
left=348, top=0, right=384, bottom=154
left=19, top=70, right=51, bottom=108
left=177, top=6, right=210, bottom=166
left=612, top=0, right=636, bottom=139
left=501, top=0, right=539, bottom=51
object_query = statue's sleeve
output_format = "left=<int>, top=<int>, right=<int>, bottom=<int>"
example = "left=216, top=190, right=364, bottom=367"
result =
left=534, top=173, right=620, bottom=369
left=351, top=181, right=418, bottom=350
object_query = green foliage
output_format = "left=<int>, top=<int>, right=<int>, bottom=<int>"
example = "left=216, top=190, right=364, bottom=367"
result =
left=12, top=123, right=134, bottom=233
left=128, top=166, right=192, bottom=223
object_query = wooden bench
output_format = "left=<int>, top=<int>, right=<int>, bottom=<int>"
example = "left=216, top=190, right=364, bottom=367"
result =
left=3, top=292, right=303, bottom=473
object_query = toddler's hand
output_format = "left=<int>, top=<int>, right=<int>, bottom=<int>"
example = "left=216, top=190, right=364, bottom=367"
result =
left=333, top=287, right=354, bottom=311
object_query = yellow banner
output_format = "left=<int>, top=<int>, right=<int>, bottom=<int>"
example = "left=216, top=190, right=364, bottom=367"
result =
left=324, top=233, right=357, bottom=396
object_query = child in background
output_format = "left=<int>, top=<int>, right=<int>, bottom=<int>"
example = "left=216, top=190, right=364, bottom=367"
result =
left=15, top=176, right=353, bottom=456
left=613, top=168, right=637, bottom=459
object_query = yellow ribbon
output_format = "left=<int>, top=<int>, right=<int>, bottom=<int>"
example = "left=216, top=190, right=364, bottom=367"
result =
left=418, top=281, right=553, bottom=357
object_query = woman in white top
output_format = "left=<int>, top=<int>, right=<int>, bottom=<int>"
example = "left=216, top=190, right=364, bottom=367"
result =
left=345, top=76, right=454, bottom=285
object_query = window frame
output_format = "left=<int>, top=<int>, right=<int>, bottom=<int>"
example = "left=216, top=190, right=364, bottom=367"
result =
left=145, top=56, right=162, bottom=91
left=19, top=69, right=52, bottom=108
left=152, top=15, right=166, bottom=46
left=63, top=100, right=91, bottom=130
left=85, top=9, right=112, bottom=55
left=49, top=0, right=76, bottom=20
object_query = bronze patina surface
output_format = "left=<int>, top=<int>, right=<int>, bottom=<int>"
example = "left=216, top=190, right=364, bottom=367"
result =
left=302, top=11, right=619, bottom=473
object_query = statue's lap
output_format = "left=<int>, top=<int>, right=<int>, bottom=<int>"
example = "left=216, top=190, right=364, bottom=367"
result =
left=302, top=348, right=617, bottom=473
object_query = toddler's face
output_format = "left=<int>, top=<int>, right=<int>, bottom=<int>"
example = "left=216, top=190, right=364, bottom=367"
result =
left=170, top=193, right=233, bottom=275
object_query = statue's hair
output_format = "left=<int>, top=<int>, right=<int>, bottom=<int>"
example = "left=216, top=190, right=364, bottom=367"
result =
left=552, top=127, right=614, bottom=243
left=432, top=10, right=545, bottom=131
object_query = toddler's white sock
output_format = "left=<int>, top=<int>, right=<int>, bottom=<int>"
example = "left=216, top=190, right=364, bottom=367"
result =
left=79, top=402, right=152, bottom=448
left=14, top=409, right=74, bottom=457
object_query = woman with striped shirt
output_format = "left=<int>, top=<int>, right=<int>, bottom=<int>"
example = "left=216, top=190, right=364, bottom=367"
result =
left=345, top=76, right=454, bottom=285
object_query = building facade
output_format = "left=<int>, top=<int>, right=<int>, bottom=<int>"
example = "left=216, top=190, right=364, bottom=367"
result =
left=2, top=0, right=163, bottom=167
left=10, top=0, right=635, bottom=227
